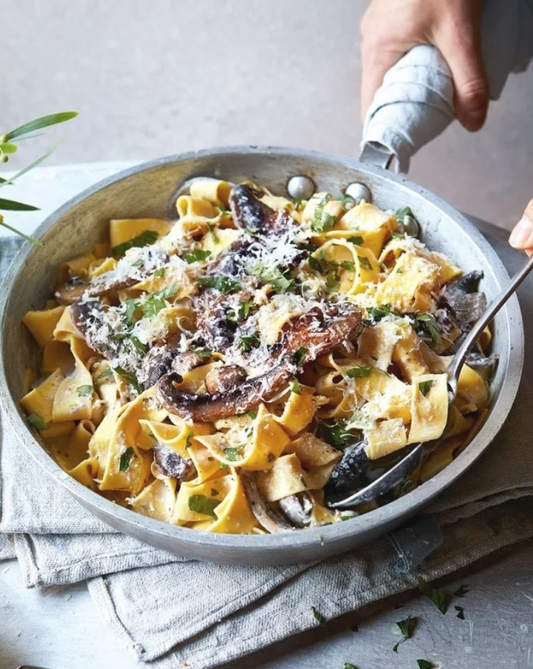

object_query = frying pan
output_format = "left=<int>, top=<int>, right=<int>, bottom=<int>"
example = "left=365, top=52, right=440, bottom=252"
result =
left=0, top=146, right=523, bottom=565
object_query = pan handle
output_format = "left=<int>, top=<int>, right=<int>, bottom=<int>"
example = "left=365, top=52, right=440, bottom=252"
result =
left=359, top=141, right=394, bottom=170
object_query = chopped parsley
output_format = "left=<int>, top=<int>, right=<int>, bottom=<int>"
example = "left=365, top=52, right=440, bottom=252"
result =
left=226, top=300, right=253, bottom=323
left=239, top=334, right=259, bottom=352
left=184, top=249, right=211, bottom=264
left=119, top=446, right=135, bottom=471
left=455, top=605, right=465, bottom=620
left=142, top=285, right=180, bottom=317
left=367, top=304, right=393, bottom=322
left=395, top=206, right=414, bottom=222
left=291, top=378, right=301, bottom=395
left=124, top=298, right=138, bottom=326
left=217, top=205, right=230, bottom=218
left=340, top=260, right=355, bottom=272
left=292, top=347, right=308, bottom=366
left=185, top=431, right=194, bottom=449
left=224, top=446, right=243, bottom=461
left=418, top=380, right=434, bottom=397
left=114, top=367, right=142, bottom=394
left=112, top=230, right=159, bottom=257
left=339, top=193, right=356, bottom=208
left=414, top=312, right=442, bottom=345
left=343, top=664, right=360, bottom=669
left=189, top=345, right=213, bottom=359
left=27, top=412, right=49, bottom=431
left=188, top=493, right=219, bottom=518
left=153, top=267, right=166, bottom=277
left=311, top=194, right=336, bottom=233
left=418, top=577, right=447, bottom=614
left=346, top=366, right=371, bottom=379
left=453, top=584, right=470, bottom=598
left=252, top=263, right=295, bottom=293
left=300, top=475, right=308, bottom=488
left=206, top=221, right=219, bottom=243
left=131, top=258, right=144, bottom=267
left=96, top=367, right=113, bottom=382
left=198, top=275, right=242, bottom=294
left=347, top=236, right=364, bottom=245
left=417, top=661, right=433, bottom=669
left=393, top=615, right=414, bottom=652
left=248, top=409, right=258, bottom=420
left=398, top=477, right=414, bottom=495
left=219, top=462, right=229, bottom=469
left=357, top=255, right=373, bottom=271
left=311, top=606, right=327, bottom=626
left=316, top=419, right=358, bottom=450
left=76, top=385, right=93, bottom=397
left=129, top=336, right=147, bottom=355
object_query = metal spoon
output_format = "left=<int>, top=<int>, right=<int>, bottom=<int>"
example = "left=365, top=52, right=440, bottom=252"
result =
left=328, top=251, right=533, bottom=510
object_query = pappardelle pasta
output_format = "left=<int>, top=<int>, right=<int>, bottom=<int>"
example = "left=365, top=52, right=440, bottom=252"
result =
left=20, top=178, right=494, bottom=533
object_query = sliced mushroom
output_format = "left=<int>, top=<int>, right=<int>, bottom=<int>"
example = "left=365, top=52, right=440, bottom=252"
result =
left=324, top=442, right=370, bottom=505
left=240, top=470, right=294, bottom=533
left=204, top=364, right=247, bottom=395
left=153, top=444, right=196, bottom=481
left=157, top=304, right=362, bottom=422
left=229, top=184, right=276, bottom=232
left=70, top=299, right=122, bottom=358
left=278, top=492, right=314, bottom=528
left=139, top=336, right=202, bottom=389
left=441, top=270, right=486, bottom=324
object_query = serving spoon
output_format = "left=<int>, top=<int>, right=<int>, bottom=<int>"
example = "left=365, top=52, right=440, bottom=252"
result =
left=328, top=251, right=533, bottom=510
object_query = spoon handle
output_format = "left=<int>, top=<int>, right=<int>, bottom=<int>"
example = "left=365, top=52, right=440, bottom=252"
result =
left=447, top=252, right=533, bottom=393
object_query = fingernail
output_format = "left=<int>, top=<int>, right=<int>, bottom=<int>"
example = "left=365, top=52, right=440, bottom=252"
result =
left=509, top=217, right=533, bottom=248
left=464, top=109, right=486, bottom=131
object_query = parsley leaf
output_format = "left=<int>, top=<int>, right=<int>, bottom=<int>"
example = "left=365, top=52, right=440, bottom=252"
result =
left=119, top=446, right=135, bottom=471
left=198, top=275, right=242, bottom=294
left=224, top=446, right=243, bottom=461
left=291, top=347, right=308, bottom=366
left=206, top=221, right=219, bottom=243
left=291, top=378, right=301, bottom=395
left=398, top=477, right=414, bottom=495
left=414, top=313, right=442, bottom=345
left=112, top=230, right=159, bottom=257
left=188, top=493, right=220, bottom=518
left=455, top=605, right=465, bottom=620
left=153, top=267, right=166, bottom=277
left=357, top=255, right=373, bottom=271
left=226, top=300, right=253, bottom=323
left=418, top=380, right=434, bottom=397
left=316, top=419, right=358, bottom=450
left=185, top=431, right=194, bottom=449
left=27, top=412, right=49, bottom=431
left=367, top=304, right=393, bottom=322
left=142, top=285, right=180, bottom=318
left=418, top=577, right=447, bottom=613
left=124, top=298, right=138, bottom=326
left=184, top=249, right=211, bottom=264
left=417, top=661, right=433, bottom=669
left=340, top=260, right=355, bottom=272
left=393, top=615, right=414, bottom=652
left=76, top=385, right=93, bottom=397
left=114, top=367, right=142, bottom=394
left=311, top=194, right=336, bottom=233
left=454, top=584, right=470, bottom=598
left=189, top=345, right=213, bottom=359
left=248, top=409, right=258, bottom=420
left=252, top=263, right=295, bottom=293
left=96, top=367, right=113, bottom=382
left=311, top=606, right=327, bottom=626
left=343, top=664, right=361, bottom=669
left=346, top=366, right=371, bottom=378
left=395, top=206, right=414, bottom=222
left=347, top=235, right=364, bottom=245
left=129, top=336, right=147, bottom=355
left=239, top=334, right=259, bottom=352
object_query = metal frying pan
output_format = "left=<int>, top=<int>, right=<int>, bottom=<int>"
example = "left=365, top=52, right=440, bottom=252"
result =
left=0, top=146, right=523, bottom=565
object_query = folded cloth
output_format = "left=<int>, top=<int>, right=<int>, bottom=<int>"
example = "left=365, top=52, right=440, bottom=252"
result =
left=362, top=0, right=533, bottom=171
left=2, top=221, right=533, bottom=666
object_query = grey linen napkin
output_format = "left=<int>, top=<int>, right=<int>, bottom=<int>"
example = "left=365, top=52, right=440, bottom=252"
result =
left=2, top=237, right=533, bottom=668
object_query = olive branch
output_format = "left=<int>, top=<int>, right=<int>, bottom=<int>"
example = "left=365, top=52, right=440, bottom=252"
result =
left=0, top=111, right=78, bottom=245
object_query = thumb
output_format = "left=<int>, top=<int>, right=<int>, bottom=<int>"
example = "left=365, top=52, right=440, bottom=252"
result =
left=439, top=24, right=489, bottom=132
left=509, top=199, right=533, bottom=256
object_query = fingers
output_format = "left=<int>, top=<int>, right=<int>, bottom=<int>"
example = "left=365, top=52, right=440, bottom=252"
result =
left=509, top=199, right=533, bottom=256
left=438, top=20, right=489, bottom=131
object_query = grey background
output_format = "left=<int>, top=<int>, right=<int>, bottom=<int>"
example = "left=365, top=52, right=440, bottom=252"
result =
left=3, top=0, right=533, bottom=230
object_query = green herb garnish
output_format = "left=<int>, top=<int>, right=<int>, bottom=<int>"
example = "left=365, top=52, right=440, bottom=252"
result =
left=347, top=235, right=364, bottom=245
left=239, top=334, right=259, bottom=352
left=119, top=447, right=135, bottom=471
left=112, top=230, right=159, bottom=257
left=248, top=409, right=258, bottom=420
left=189, top=345, right=213, bottom=359
left=129, top=336, right=147, bottom=355
left=114, top=367, right=142, bottom=394
left=414, top=313, right=442, bottom=345
left=395, top=206, right=413, bottom=222
left=76, top=385, right=93, bottom=397
left=393, top=616, right=414, bottom=652
left=206, top=221, right=219, bottom=243
left=198, top=275, right=242, bottom=294
left=418, top=380, right=434, bottom=397
left=316, top=419, right=358, bottom=450
left=455, top=605, right=465, bottom=620
left=398, top=477, right=414, bottom=495
left=153, top=267, right=166, bottom=277
left=367, top=304, right=393, bottom=322
left=96, top=367, right=114, bottom=382
left=27, top=412, right=49, bottom=431
left=124, top=298, right=138, bottom=326
left=188, top=494, right=219, bottom=519
left=346, top=366, right=371, bottom=378
left=185, top=431, right=194, bottom=449
left=223, top=447, right=243, bottom=462
left=184, top=249, right=212, bottom=264
left=343, top=664, right=360, bottom=669
left=418, top=577, right=447, bottom=614
left=453, top=584, right=470, bottom=598
left=311, top=194, right=336, bottom=233
left=417, top=661, right=433, bottom=669
left=226, top=300, right=253, bottom=323
left=252, top=263, right=295, bottom=293
left=340, top=260, right=355, bottom=272
left=357, top=255, right=373, bottom=271
left=292, top=347, right=308, bottom=366
left=291, top=378, right=301, bottom=395
left=311, top=606, right=327, bottom=626
left=141, top=285, right=180, bottom=318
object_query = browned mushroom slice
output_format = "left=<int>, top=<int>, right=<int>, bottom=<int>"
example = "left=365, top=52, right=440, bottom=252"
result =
left=278, top=492, right=314, bottom=528
left=153, top=443, right=196, bottom=481
left=139, top=335, right=202, bottom=389
left=70, top=299, right=122, bottom=358
left=229, top=184, right=294, bottom=236
left=157, top=304, right=361, bottom=422
left=56, top=275, right=140, bottom=306
left=204, top=365, right=247, bottom=395
left=240, top=470, right=294, bottom=533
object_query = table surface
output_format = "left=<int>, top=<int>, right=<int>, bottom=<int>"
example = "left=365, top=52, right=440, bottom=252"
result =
left=1, top=163, right=532, bottom=669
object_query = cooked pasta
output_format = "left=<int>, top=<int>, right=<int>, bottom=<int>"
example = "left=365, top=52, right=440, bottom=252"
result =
left=20, top=178, right=494, bottom=533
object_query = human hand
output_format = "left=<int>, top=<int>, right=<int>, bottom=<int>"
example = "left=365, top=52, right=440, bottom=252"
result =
left=360, top=0, right=489, bottom=131
left=509, top=200, right=533, bottom=256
